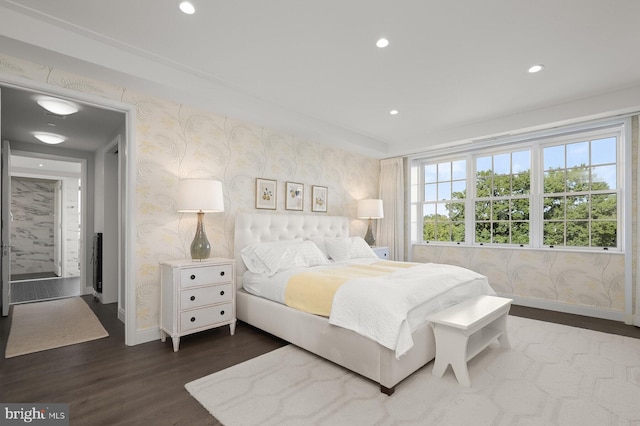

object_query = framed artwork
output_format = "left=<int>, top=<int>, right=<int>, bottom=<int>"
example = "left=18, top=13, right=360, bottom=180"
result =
left=256, top=178, right=277, bottom=210
left=285, top=182, right=304, bottom=211
left=311, top=185, right=328, bottom=212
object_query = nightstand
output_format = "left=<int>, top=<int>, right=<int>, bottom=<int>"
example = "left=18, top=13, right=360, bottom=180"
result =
left=160, top=258, right=236, bottom=351
left=372, top=246, right=389, bottom=259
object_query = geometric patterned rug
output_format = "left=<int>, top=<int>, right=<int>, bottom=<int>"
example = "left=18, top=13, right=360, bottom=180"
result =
left=185, top=316, right=640, bottom=425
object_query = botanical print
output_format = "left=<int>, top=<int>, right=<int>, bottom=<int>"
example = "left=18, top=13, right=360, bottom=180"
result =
left=312, top=185, right=327, bottom=212
left=256, top=178, right=276, bottom=210
left=285, top=182, right=303, bottom=211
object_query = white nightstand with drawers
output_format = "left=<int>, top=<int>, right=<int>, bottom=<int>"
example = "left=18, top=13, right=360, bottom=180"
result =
left=371, top=246, right=390, bottom=260
left=160, top=258, right=236, bottom=351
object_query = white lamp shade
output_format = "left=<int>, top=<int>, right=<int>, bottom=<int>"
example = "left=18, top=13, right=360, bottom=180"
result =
left=357, top=199, right=383, bottom=219
left=177, top=179, right=224, bottom=212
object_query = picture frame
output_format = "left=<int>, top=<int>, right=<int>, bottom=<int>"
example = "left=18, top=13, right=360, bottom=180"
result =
left=285, top=182, right=304, bottom=211
left=311, top=185, right=328, bottom=212
left=256, top=178, right=277, bottom=210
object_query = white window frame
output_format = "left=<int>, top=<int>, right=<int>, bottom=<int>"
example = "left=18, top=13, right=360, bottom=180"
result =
left=409, top=117, right=629, bottom=253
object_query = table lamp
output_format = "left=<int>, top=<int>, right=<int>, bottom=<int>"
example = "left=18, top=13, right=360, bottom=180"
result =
left=177, top=179, right=224, bottom=260
left=357, top=199, right=384, bottom=246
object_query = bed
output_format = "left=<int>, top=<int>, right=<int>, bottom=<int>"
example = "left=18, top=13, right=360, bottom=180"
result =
left=234, top=212, right=494, bottom=395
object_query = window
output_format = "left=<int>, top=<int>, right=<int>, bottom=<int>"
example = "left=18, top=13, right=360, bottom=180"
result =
left=410, top=121, right=626, bottom=251
left=542, top=136, right=618, bottom=248
left=475, top=150, right=530, bottom=245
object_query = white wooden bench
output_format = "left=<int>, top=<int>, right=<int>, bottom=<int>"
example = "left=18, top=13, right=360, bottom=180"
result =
left=429, top=295, right=512, bottom=387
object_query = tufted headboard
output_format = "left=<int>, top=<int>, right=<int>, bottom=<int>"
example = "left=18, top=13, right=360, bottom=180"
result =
left=234, top=212, right=350, bottom=289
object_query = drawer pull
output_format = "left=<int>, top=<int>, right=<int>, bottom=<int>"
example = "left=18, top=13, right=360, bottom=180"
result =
left=190, top=296, right=196, bottom=301
left=220, top=271, right=225, bottom=277
left=219, top=290, right=225, bottom=296
left=190, top=317, right=196, bottom=322
left=220, top=310, right=225, bottom=316
left=190, top=274, right=196, bottom=280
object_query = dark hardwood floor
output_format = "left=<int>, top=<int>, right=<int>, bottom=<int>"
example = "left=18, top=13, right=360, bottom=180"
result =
left=0, top=297, right=638, bottom=425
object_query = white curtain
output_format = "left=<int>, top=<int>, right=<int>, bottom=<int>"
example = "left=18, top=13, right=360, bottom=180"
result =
left=377, top=157, right=405, bottom=260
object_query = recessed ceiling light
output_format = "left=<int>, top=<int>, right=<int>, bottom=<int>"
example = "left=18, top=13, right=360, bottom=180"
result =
left=528, top=64, right=544, bottom=73
left=38, top=163, right=44, bottom=167
left=34, top=132, right=66, bottom=144
left=179, top=1, right=195, bottom=14
left=376, top=38, right=389, bottom=48
left=37, top=97, right=79, bottom=115
left=390, top=109, right=399, bottom=115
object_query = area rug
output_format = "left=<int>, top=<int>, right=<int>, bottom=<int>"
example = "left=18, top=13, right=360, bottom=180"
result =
left=5, top=297, right=109, bottom=358
left=185, top=316, right=640, bottom=425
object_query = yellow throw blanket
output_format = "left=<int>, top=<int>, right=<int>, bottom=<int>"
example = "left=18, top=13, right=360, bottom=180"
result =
left=284, top=261, right=418, bottom=316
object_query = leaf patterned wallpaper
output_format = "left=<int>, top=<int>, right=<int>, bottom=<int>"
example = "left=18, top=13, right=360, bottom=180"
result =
left=0, top=54, right=379, bottom=330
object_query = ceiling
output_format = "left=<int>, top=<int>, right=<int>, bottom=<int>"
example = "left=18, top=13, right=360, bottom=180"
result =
left=1, top=0, right=639, bottom=158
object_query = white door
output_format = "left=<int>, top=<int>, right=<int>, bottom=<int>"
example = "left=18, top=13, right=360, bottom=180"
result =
left=2, top=139, right=12, bottom=316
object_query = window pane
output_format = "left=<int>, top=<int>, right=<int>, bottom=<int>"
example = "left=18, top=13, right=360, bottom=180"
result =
left=449, top=202, right=465, bottom=221
left=566, top=142, right=589, bottom=168
left=475, top=222, right=491, bottom=243
left=544, top=170, right=565, bottom=193
left=566, top=195, right=589, bottom=220
left=591, top=165, right=616, bottom=190
left=511, top=199, right=529, bottom=220
left=436, top=223, right=450, bottom=242
left=452, top=181, right=466, bottom=199
left=492, top=222, right=509, bottom=243
left=512, top=173, right=530, bottom=194
left=543, top=196, right=565, bottom=220
left=492, top=200, right=510, bottom=221
left=544, top=145, right=565, bottom=170
left=423, top=221, right=436, bottom=241
left=438, top=162, right=451, bottom=181
left=476, top=156, right=492, bottom=174
left=566, top=166, right=589, bottom=192
left=435, top=202, right=448, bottom=218
left=452, top=223, right=465, bottom=242
left=452, top=160, right=466, bottom=180
left=591, top=193, right=616, bottom=220
left=566, top=221, right=589, bottom=246
left=543, top=222, right=565, bottom=245
left=424, top=164, right=437, bottom=183
left=438, top=181, right=451, bottom=200
left=423, top=204, right=435, bottom=218
left=512, top=222, right=529, bottom=244
left=475, top=201, right=490, bottom=220
left=410, top=204, right=417, bottom=222
left=411, top=184, right=418, bottom=202
left=591, top=221, right=617, bottom=247
left=591, top=137, right=616, bottom=165
left=425, top=183, right=437, bottom=201
left=493, top=175, right=511, bottom=197
left=512, top=151, right=530, bottom=173
left=476, top=178, right=491, bottom=197
left=494, top=153, right=510, bottom=175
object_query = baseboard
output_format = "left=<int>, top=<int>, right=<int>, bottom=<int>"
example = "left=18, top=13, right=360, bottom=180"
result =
left=505, top=294, right=625, bottom=322
left=134, top=327, right=162, bottom=345
left=117, top=307, right=126, bottom=324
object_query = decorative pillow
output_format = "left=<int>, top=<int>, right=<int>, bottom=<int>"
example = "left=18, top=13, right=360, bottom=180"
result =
left=348, top=237, right=378, bottom=259
left=308, top=236, right=329, bottom=259
left=324, top=238, right=350, bottom=261
left=240, top=238, right=302, bottom=275
left=241, top=239, right=329, bottom=276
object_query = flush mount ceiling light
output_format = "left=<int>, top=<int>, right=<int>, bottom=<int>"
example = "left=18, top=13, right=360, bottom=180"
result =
left=376, top=38, right=389, bottom=48
left=34, top=132, right=66, bottom=144
left=179, top=1, right=195, bottom=14
left=528, top=64, right=544, bottom=73
left=389, top=109, right=399, bottom=115
left=36, top=97, right=79, bottom=115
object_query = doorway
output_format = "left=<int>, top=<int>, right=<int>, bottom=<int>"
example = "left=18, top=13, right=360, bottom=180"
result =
left=9, top=156, right=84, bottom=304
left=0, top=78, right=137, bottom=346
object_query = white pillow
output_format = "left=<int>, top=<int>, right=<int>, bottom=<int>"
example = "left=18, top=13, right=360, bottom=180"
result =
left=348, top=237, right=378, bottom=259
left=240, top=238, right=302, bottom=275
left=308, top=236, right=329, bottom=259
left=325, top=238, right=350, bottom=261
left=241, top=239, right=329, bottom=276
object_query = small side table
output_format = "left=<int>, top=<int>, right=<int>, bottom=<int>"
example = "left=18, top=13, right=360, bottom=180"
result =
left=371, top=246, right=389, bottom=259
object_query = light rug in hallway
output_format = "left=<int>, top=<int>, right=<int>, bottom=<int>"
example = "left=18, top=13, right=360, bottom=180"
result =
left=185, top=316, right=640, bottom=426
left=5, top=297, right=108, bottom=358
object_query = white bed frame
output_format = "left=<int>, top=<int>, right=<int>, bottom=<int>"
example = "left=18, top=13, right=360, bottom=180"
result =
left=234, top=212, right=436, bottom=395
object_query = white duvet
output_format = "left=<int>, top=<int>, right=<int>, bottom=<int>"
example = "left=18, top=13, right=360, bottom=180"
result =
left=243, top=259, right=495, bottom=358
